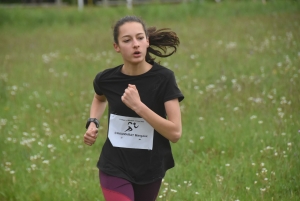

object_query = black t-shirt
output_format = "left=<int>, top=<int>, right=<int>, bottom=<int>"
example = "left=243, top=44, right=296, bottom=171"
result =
left=93, top=62, right=184, bottom=184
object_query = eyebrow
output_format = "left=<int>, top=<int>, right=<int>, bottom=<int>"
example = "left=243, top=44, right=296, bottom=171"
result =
left=121, top=33, right=144, bottom=38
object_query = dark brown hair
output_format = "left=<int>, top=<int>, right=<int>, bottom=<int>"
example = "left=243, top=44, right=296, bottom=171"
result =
left=113, top=16, right=180, bottom=63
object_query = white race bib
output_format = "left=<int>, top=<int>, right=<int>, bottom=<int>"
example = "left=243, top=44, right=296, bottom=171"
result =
left=108, top=114, right=154, bottom=150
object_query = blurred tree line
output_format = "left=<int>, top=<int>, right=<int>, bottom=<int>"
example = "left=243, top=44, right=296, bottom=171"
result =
left=0, top=0, right=280, bottom=5
left=0, top=0, right=81, bottom=4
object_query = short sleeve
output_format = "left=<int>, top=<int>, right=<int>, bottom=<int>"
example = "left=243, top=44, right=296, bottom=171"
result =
left=163, top=71, right=184, bottom=103
left=93, top=73, right=104, bottom=95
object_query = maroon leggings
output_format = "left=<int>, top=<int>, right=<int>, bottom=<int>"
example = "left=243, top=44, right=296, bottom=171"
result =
left=99, top=171, right=162, bottom=201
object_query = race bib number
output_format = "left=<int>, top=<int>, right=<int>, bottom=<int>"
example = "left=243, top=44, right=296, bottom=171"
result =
left=108, top=114, right=154, bottom=150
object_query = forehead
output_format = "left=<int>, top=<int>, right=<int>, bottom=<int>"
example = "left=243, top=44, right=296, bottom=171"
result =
left=118, top=22, right=145, bottom=37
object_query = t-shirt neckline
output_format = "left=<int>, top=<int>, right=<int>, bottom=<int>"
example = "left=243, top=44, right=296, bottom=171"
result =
left=118, top=62, right=156, bottom=77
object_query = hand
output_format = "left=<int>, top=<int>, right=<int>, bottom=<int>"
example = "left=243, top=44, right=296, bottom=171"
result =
left=121, top=84, right=142, bottom=111
left=83, top=126, right=98, bottom=146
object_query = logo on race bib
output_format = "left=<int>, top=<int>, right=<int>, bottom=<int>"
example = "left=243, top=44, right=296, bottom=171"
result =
left=124, top=122, right=139, bottom=132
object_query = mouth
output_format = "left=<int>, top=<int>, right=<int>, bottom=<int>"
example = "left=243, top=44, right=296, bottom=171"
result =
left=133, top=51, right=142, bottom=57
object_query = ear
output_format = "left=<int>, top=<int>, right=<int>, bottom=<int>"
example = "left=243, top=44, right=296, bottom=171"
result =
left=113, top=43, right=120, bottom=53
left=146, top=37, right=149, bottom=47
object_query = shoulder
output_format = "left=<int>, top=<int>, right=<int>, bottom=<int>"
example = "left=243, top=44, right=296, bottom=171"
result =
left=94, top=65, right=122, bottom=81
left=152, top=62, right=176, bottom=78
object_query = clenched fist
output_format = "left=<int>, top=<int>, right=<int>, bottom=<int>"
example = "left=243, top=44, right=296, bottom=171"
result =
left=121, top=84, right=142, bottom=111
left=84, top=127, right=98, bottom=146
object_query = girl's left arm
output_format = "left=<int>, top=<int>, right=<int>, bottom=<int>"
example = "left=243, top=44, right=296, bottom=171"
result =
left=122, top=84, right=182, bottom=143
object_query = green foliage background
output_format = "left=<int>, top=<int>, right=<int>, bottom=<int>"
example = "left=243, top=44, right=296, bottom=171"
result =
left=0, top=1, right=300, bottom=200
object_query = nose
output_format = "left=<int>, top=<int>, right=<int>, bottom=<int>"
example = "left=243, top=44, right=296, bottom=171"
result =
left=132, top=38, right=139, bottom=48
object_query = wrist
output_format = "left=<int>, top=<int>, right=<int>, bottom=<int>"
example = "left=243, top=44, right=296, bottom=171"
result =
left=88, top=122, right=97, bottom=129
left=85, top=118, right=99, bottom=129
left=134, top=102, right=146, bottom=115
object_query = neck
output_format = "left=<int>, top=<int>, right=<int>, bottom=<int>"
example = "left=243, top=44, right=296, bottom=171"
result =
left=121, top=61, right=152, bottom=76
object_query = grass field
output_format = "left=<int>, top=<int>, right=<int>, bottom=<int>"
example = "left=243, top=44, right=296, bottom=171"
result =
left=0, top=1, right=300, bottom=200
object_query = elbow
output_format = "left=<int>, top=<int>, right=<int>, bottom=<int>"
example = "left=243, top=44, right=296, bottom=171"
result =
left=170, top=131, right=182, bottom=143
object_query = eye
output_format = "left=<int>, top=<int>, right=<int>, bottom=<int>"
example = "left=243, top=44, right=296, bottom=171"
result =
left=138, top=37, right=144, bottom=40
left=123, top=39, right=130, bottom=43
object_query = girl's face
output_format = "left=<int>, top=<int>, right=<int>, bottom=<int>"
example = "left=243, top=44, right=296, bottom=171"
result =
left=114, top=22, right=149, bottom=65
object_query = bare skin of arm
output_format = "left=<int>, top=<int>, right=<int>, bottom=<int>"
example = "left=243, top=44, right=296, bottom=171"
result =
left=83, top=94, right=107, bottom=146
left=122, top=84, right=182, bottom=143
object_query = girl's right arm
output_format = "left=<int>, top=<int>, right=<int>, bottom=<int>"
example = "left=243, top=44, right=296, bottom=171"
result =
left=89, top=94, right=107, bottom=120
left=83, top=94, right=107, bottom=146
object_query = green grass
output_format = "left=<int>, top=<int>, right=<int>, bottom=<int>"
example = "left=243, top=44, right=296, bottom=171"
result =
left=1, top=1, right=300, bottom=200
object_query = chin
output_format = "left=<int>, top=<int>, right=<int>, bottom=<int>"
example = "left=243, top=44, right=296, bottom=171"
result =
left=130, top=58, right=145, bottom=64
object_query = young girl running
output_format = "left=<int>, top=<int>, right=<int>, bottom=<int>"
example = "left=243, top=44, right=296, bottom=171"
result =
left=83, top=15, right=184, bottom=201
